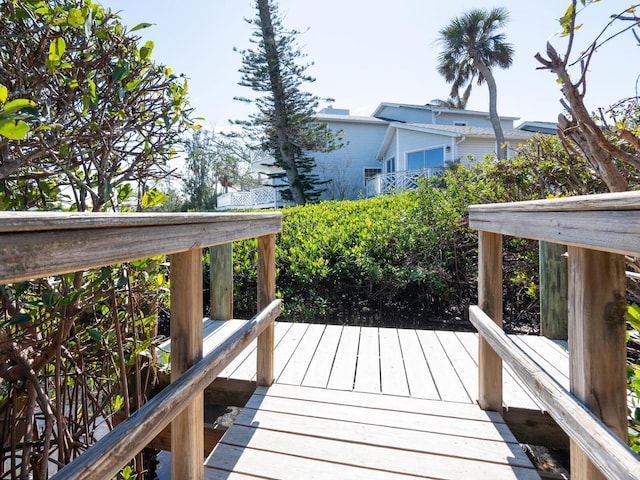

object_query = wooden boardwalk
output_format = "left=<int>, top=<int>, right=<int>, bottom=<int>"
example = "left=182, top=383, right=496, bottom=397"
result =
left=160, top=320, right=568, bottom=411
left=159, top=320, right=568, bottom=478
left=204, top=384, right=540, bottom=479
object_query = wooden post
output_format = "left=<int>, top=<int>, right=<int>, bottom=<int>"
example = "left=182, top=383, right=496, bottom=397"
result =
left=210, top=243, right=233, bottom=321
left=539, top=241, right=568, bottom=340
left=170, top=249, right=203, bottom=479
left=478, top=231, right=503, bottom=411
left=568, top=247, right=627, bottom=480
left=257, top=234, right=276, bottom=386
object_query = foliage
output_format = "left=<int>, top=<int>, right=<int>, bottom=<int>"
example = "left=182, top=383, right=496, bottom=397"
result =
left=181, top=130, right=261, bottom=211
left=627, top=303, right=640, bottom=453
left=235, top=0, right=342, bottom=205
left=535, top=0, right=640, bottom=192
left=0, top=1, right=190, bottom=476
left=437, top=7, right=513, bottom=159
left=230, top=136, right=604, bottom=327
left=0, top=0, right=195, bottom=212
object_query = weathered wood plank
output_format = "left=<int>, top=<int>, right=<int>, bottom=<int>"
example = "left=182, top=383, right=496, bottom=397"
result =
left=210, top=243, right=233, bottom=321
left=435, top=331, right=477, bottom=401
left=256, top=234, right=276, bottom=387
left=470, top=305, right=640, bottom=480
left=271, top=322, right=309, bottom=380
left=396, top=328, right=439, bottom=399
left=478, top=230, right=503, bottom=411
left=205, top=443, right=421, bottom=480
left=0, top=217, right=282, bottom=284
left=277, top=324, right=325, bottom=385
left=214, top=424, right=539, bottom=480
left=0, top=211, right=282, bottom=231
left=469, top=191, right=640, bottom=213
left=257, top=384, right=505, bottom=423
left=230, top=407, right=530, bottom=467
left=568, top=247, right=628, bottom=479
left=469, top=210, right=640, bottom=257
left=326, top=325, right=360, bottom=390
left=379, top=328, right=410, bottom=396
left=302, top=325, right=343, bottom=388
left=416, top=330, right=470, bottom=402
left=170, top=249, right=204, bottom=480
left=243, top=394, right=515, bottom=442
left=354, top=327, right=381, bottom=393
left=539, top=241, right=568, bottom=340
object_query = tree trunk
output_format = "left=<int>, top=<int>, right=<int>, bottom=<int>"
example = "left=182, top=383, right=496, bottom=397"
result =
left=475, top=60, right=507, bottom=160
left=256, top=0, right=306, bottom=205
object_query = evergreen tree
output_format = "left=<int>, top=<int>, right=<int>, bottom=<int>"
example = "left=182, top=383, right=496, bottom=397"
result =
left=235, top=0, right=341, bottom=205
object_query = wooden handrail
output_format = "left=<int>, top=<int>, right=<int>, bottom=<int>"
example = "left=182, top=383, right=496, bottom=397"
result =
left=469, top=190, right=640, bottom=257
left=0, top=212, right=281, bottom=284
left=0, top=211, right=282, bottom=478
left=470, top=306, right=640, bottom=480
left=469, top=191, right=639, bottom=479
left=50, top=299, right=282, bottom=480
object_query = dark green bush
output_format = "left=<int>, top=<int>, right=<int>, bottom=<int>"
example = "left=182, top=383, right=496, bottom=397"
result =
left=227, top=135, right=605, bottom=330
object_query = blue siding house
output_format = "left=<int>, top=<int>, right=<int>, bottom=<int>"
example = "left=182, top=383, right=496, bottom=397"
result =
left=217, top=101, right=544, bottom=208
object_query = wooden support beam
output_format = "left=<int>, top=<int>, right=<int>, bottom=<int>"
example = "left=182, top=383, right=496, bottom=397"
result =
left=257, top=234, right=276, bottom=387
left=539, top=241, right=568, bottom=340
left=170, top=248, right=204, bottom=480
left=210, top=243, right=233, bottom=321
left=477, top=231, right=503, bottom=411
left=568, top=247, right=628, bottom=480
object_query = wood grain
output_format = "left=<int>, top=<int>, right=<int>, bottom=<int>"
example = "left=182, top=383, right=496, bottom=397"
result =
left=568, top=247, right=628, bottom=480
left=470, top=305, right=640, bottom=480
left=210, top=243, right=233, bottom=321
left=257, top=234, right=276, bottom=386
left=478, top=230, right=503, bottom=411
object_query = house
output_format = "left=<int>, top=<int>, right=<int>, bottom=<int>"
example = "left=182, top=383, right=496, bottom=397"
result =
left=216, top=101, right=543, bottom=208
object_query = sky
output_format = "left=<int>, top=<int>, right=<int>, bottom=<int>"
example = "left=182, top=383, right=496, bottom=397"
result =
left=98, top=1, right=639, bottom=131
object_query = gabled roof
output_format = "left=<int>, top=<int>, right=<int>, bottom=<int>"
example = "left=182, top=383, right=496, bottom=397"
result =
left=371, top=102, right=519, bottom=121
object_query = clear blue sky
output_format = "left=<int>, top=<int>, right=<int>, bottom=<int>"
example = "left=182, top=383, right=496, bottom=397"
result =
left=99, top=1, right=637, bottom=130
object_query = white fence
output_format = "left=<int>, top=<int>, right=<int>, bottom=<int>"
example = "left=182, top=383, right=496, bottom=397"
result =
left=217, top=187, right=283, bottom=210
left=365, top=168, right=445, bottom=197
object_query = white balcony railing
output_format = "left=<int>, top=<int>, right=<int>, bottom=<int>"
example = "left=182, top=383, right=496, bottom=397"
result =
left=365, top=168, right=445, bottom=197
left=217, top=187, right=284, bottom=210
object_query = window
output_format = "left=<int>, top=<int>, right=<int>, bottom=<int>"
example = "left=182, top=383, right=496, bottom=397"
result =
left=364, top=168, right=382, bottom=186
left=385, top=157, right=395, bottom=173
left=406, top=147, right=444, bottom=170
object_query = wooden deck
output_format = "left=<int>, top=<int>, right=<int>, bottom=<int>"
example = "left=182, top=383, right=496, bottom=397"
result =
left=160, top=320, right=569, bottom=411
left=158, top=320, right=569, bottom=478
left=204, top=384, right=541, bottom=479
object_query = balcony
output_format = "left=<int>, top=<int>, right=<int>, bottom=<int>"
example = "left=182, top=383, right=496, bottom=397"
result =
left=217, top=187, right=286, bottom=210
left=365, top=168, right=445, bottom=197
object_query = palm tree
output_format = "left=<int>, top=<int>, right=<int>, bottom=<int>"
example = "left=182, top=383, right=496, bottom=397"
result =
left=437, top=7, right=514, bottom=160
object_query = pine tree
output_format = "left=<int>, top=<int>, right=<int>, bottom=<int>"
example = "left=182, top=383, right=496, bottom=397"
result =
left=235, top=0, right=341, bottom=205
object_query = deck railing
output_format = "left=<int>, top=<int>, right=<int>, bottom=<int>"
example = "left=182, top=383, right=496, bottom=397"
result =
left=365, top=167, right=444, bottom=197
left=469, top=191, right=640, bottom=479
left=216, top=186, right=284, bottom=210
left=0, top=211, right=282, bottom=479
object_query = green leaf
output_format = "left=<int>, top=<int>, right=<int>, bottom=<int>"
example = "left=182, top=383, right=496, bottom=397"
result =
left=2, top=98, right=36, bottom=114
left=67, top=8, right=84, bottom=27
left=87, top=328, right=103, bottom=342
left=116, top=183, right=133, bottom=202
left=111, top=61, right=130, bottom=82
left=131, top=22, right=153, bottom=32
left=141, top=189, right=169, bottom=208
left=139, top=40, right=154, bottom=62
left=0, top=85, right=7, bottom=104
left=48, top=37, right=66, bottom=62
left=0, top=119, right=29, bottom=140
